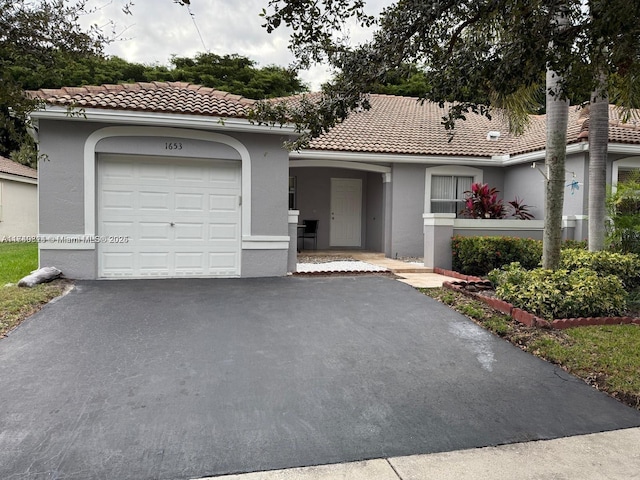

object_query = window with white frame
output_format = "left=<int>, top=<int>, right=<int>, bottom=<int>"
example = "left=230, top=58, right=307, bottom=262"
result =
left=612, top=157, right=640, bottom=191
left=424, top=166, right=483, bottom=216
left=430, top=175, right=474, bottom=215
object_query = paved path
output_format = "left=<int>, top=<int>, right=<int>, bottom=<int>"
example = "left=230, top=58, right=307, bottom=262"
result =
left=1, top=277, right=639, bottom=480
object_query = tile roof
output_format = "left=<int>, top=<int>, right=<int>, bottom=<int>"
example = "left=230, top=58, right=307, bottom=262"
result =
left=0, top=155, right=38, bottom=179
left=28, top=82, right=255, bottom=119
left=27, top=82, right=640, bottom=158
left=305, top=94, right=612, bottom=158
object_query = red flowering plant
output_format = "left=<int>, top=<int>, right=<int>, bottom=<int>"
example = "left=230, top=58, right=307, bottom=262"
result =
left=461, top=183, right=506, bottom=219
left=461, top=183, right=535, bottom=220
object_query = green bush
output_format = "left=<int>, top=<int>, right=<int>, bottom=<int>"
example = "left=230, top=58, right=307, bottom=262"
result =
left=491, top=264, right=627, bottom=320
left=452, top=236, right=542, bottom=276
left=560, top=249, right=640, bottom=290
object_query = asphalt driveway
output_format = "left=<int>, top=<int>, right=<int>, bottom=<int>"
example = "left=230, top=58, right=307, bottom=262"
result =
left=1, top=276, right=639, bottom=480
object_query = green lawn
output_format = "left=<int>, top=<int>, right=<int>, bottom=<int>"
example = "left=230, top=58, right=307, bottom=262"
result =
left=0, top=242, right=38, bottom=284
left=423, top=287, right=640, bottom=410
left=0, top=242, right=67, bottom=337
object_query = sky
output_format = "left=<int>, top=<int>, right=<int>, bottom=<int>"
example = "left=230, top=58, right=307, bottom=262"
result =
left=81, top=0, right=393, bottom=91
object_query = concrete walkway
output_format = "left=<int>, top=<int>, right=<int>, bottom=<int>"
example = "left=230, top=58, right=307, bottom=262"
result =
left=297, top=251, right=459, bottom=288
left=200, top=426, right=640, bottom=479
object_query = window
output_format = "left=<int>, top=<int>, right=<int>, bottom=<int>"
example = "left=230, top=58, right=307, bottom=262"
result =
left=424, top=166, right=482, bottom=215
left=288, top=176, right=297, bottom=210
left=430, top=175, right=473, bottom=215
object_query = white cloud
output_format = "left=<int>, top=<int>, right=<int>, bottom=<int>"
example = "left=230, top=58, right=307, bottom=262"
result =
left=80, top=0, right=394, bottom=91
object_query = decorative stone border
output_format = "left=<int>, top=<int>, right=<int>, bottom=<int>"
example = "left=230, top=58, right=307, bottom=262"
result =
left=437, top=269, right=640, bottom=329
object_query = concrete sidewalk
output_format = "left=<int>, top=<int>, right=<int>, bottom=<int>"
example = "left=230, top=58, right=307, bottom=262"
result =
left=199, top=426, right=640, bottom=479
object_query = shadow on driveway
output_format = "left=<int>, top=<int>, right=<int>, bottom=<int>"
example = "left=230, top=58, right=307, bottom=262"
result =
left=1, top=276, right=639, bottom=480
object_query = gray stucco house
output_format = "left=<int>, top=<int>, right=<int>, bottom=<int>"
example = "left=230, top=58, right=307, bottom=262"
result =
left=28, top=82, right=640, bottom=278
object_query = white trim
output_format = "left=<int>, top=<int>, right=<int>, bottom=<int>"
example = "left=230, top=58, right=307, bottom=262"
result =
left=289, top=158, right=391, bottom=173
left=0, top=172, right=38, bottom=185
left=504, top=142, right=591, bottom=165
left=608, top=144, right=640, bottom=155
left=612, top=156, right=640, bottom=190
left=242, top=235, right=290, bottom=250
left=424, top=166, right=483, bottom=214
left=84, top=126, right=252, bottom=238
left=288, top=210, right=300, bottom=224
left=291, top=149, right=498, bottom=166
left=382, top=172, right=392, bottom=183
left=31, top=106, right=298, bottom=135
left=422, top=213, right=456, bottom=226
left=453, top=219, right=545, bottom=230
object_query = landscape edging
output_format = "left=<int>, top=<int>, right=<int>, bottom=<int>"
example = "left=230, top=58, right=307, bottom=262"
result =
left=436, top=269, right=640, bottom=329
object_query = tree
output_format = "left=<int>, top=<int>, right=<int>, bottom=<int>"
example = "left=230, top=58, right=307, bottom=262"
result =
left=0, top=0, right=107, bottom=162
left=257, top=0, right=640, bottom=268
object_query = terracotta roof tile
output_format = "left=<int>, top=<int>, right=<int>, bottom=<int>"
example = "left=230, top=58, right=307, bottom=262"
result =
left=28, top=82, right=255, bottom=119
left=0, top=155, right=37, bottom=179
left=302, top=95, right=640, bottom=158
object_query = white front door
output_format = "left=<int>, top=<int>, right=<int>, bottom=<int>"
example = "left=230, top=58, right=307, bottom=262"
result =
left=98, top=155, right=241, bottom=278
left=330, top=178, right=362, bottom=247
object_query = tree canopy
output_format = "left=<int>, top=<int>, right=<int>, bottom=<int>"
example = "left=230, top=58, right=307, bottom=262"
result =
left=257, top=0, right=640, bottom=139
left=0, top=1, right=308, bottom=166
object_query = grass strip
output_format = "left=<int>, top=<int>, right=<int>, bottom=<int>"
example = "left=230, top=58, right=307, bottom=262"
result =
left=421, top=287, right=640, bottom=410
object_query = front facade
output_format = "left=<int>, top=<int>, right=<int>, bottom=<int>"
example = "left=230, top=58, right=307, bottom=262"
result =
left=289, top=96, right=640, bottom=262
left=30, top=84, right=640, bottom=278
left=30, top=83, right=296, bottom=279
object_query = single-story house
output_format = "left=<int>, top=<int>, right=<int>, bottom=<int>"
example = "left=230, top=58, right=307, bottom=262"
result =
left=0, top=155, right=38, bottom=237
left=28, top=82, right=640, bottom=278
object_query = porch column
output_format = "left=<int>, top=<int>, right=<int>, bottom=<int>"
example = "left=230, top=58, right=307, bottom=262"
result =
left=563, top=215, right=588, bottom=241
left=288, top=210, right=299, bottom=273
left=382, top=172, right=393, bottom=257
left=423, top=213, right=456, bottom=270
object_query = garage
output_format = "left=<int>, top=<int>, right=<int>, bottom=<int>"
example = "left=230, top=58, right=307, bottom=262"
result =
left=98, top=154, right=241, bottom=278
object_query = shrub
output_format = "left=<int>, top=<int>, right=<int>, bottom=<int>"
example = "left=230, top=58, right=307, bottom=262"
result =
left=492, top=264, right=627, bottom=320
left=452, top=236, right=542, bottom=276
left=560, top=249, right=640, bottom=290
left=460, top=183, right=506, bottom=219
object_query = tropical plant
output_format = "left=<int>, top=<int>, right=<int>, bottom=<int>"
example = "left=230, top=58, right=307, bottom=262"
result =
left=507, top=197, right=535, bottom=220
left=460, top=183, right=506, bottom=219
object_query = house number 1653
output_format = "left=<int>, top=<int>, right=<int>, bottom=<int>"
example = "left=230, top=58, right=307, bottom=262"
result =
left=165, top=142, right=183, bottom=150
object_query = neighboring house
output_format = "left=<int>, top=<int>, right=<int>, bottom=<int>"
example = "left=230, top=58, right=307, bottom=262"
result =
left=28, top=82, right=640, bottom=278
left=0, top=156, right=38, bottom=238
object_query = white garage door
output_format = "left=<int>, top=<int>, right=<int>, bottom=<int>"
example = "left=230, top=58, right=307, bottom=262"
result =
left=98, top=155, right=241, bottom=278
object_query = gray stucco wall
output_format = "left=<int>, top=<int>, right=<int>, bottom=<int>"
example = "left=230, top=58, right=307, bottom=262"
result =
left=503, top=162, right=546, bottom=219
left=389, top=163, right=425, bottom=258
left=365, top=172, right=384, bottom=251
left=36, top=118, right=291, bottom=279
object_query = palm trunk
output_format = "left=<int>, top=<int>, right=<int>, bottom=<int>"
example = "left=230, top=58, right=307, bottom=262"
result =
left=588, top=79, right=609, bottom=251
left=542, top=67, right=569, bottom=269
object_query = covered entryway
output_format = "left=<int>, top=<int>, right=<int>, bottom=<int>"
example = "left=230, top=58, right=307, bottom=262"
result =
left=98, top=154, right=241, bottom=278
left=289, top=161, right=391, bottom=252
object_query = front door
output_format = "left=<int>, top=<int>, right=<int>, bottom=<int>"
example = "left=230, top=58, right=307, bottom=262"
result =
left=330, top=178, right=362, bottom=247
